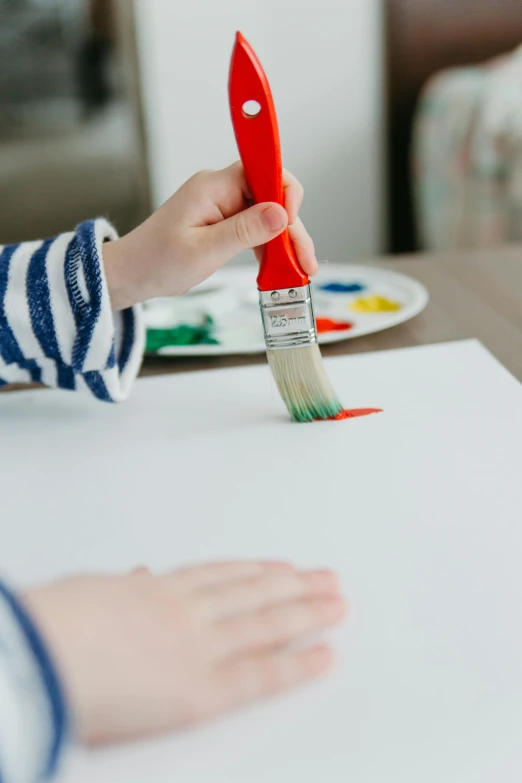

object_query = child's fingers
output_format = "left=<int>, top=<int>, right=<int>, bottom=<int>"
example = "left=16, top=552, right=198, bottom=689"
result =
left=202, top=162, right=252, bottom=218
left=130, top=566, right=151, bottom=576
left=164, top=560, right=293, bottom=594
left=221, top=160, right=252, bottom=199
left=213, top=644, right=335, bottom=714
left=206, top=164, right=303, bottom=224
left=213, top=595, right=346, bottom=660
left=196, top=569, right=339, bottom=622
left=282, top=168, right=304, bottom=224
left=287, top=217, right=318, bottom=276
left=202, top=201, right=288, bottom=263
left=253, top=216, right=318, bottom=277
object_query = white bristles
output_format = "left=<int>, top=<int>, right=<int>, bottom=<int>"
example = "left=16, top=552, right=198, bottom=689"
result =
left=267, top=344, right=342, bottom=422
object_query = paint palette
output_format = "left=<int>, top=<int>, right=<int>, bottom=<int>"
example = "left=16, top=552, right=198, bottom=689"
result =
left=143, top=263, right=429, bottom=356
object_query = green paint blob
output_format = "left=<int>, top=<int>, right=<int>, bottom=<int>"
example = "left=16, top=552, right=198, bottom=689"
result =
left=146, top=316, right=219, bottom=352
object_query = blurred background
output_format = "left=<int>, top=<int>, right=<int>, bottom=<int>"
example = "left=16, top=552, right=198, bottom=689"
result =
left=0, top=0, right=150, bottom=243
left=1, top=0, right=522, bottom=259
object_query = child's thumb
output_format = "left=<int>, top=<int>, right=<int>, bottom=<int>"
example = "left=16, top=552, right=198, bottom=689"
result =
left=206, top=203, right=288, bottom=261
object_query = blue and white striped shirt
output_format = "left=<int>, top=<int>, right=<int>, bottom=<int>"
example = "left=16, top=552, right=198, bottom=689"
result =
left=0, top=218, right=144, bottom=782
left=0, top=217, right=143, bottom=400
left=0, top=582, right=67, bottom=783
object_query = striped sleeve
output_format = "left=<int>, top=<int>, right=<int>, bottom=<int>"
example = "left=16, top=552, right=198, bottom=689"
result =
left=0, top=581, right=68, bottom=783
left=0, top=219, right=144, bottom=402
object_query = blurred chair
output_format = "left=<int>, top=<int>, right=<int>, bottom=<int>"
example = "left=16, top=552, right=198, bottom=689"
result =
left=413, top=46, right=522, bottom=251
left=386, top=0, right=522, bottom=253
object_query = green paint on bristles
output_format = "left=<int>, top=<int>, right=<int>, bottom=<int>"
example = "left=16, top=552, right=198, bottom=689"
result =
left=289, top=398, right=343, bottom=423
left=146, top=316, right=218, bottom=352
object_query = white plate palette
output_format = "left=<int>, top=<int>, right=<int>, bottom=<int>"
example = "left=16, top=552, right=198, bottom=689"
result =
left=143, top=264, right=429, bottom=356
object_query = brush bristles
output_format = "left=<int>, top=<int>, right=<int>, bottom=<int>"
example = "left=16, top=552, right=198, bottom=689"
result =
left=267, top=344, right=343, bottom=422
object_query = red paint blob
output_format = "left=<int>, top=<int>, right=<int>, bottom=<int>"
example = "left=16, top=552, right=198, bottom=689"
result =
left=330, top=408, right=383, bottom=420
left=316, top=317, right=353, bottom=334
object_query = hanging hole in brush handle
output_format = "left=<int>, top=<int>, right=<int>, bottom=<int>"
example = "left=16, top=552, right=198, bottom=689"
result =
left=242, top=99, right=262, bottom=117
left=229, top=32, right=309, bottom=291
left=229, top=34, right=283, bottom=208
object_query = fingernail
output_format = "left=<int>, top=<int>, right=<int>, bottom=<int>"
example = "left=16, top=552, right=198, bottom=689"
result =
left=321, top=595, right=347, bottom=616
left=304, top=570, right=340, bottom=594
left=261, top=205, right=286, bottom=232
left=306, top=645, right=335, bottom=672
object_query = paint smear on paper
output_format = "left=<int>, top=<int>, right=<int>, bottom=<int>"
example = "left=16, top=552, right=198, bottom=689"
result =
left=319, top=281, right=366, bottom=293
left=316, top=317, right=353, bottom=334
left=146, top=316, right=218, bottom=352
left=330, top=407, right=382, bottom=420
left=351, top=295, right=402, bottom=313
left=312, top=408, right=382, bottom=422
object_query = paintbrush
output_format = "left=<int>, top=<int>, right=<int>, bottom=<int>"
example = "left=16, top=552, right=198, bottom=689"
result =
left=228, top=32, right=343, bottom=422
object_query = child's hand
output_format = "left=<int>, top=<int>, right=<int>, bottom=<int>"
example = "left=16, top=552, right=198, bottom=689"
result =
left=24, top=561, right=345, bottom=744
left=103, top=162, right=318, bottom=311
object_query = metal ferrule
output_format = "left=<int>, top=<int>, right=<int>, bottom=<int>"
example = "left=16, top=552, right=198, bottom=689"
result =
left=259, top=284, right=317, bottom=349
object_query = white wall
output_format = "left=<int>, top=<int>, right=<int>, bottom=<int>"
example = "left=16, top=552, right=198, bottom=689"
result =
left=133, top=0, right=384, bottom=262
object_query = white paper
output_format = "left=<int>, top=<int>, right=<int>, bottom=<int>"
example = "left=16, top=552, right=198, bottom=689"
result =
left=2, top=340, right=522, bottom=782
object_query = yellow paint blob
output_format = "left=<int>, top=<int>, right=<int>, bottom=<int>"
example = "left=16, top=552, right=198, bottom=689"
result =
left=350, top=295, right=402, bottom=313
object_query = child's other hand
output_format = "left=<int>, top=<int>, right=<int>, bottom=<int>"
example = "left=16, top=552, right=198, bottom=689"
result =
left=103, top=162, right=318, bottom=311
left=23, top=561, right=346, bottom=745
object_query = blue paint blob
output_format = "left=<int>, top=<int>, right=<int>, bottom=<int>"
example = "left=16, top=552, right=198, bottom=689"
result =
left=319, top=281, right=366, bottom=294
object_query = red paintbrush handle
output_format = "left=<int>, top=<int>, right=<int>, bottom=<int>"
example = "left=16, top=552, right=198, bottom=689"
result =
left=228, top=32, right=308, bottom=292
